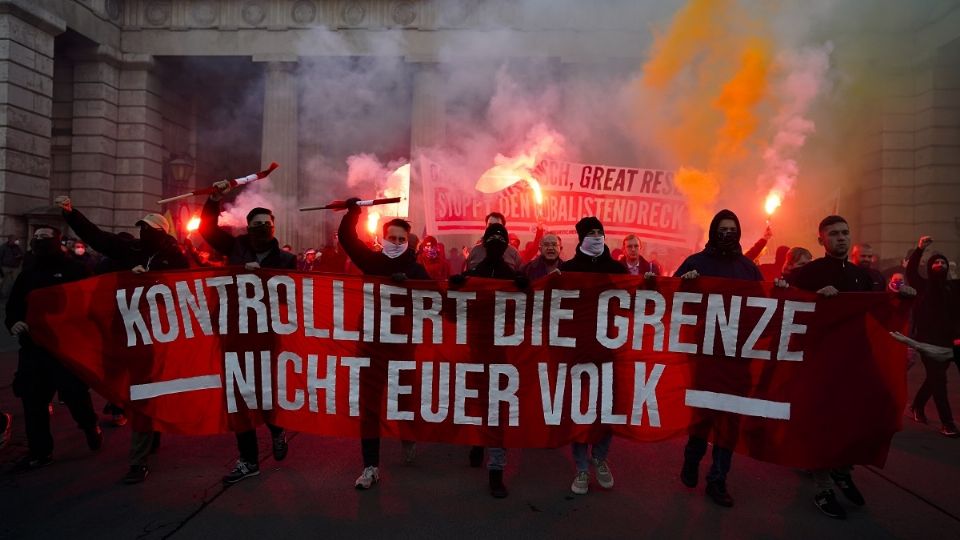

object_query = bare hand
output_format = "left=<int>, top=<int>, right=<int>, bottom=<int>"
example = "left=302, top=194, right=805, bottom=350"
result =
left=244, top=262, right=261, bottom=271
left=918, top=236, right=933, bottom=250
left=131, top=265, right=148, bottom=274
left=774, top=278, right=789, bottom=288
left=54, top=195, right=72, bottom=213
left=816, top=286, right=839, bottom=297
left=763, top=226, right=773, bottom=241
left=210, top=180, right=233, bottom=201
left=899, top=285, right=917, bottom=298
left=643, top=272, right=657, bottom=279
left=10, top=321, right=28, bottom=335
left=680, top=270, right=699, bottom=280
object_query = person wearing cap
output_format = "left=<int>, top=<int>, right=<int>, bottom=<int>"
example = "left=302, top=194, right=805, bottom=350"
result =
left=558, top=216, right=627, bottom=496
left=201, top=180, right=298, bottom=485
left=299, top=248, right=320, bottom=272
left=56, top=195, right=190, bottom=484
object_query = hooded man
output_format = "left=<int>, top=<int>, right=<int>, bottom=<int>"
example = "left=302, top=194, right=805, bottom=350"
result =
left=674, top=209, right=764, bottom=508
left=57, top=195, right=190, bottom=484
left=559, top=216, right=626, bottom=496
left=6, top=225, right=101, bottom=470
left=417, top=235, right=449, bottom=281
left=466, top=212, right=522, bottom=271
left=200, top=179, right=298, bottom=484
left=339, top=197, right=429, bottom=490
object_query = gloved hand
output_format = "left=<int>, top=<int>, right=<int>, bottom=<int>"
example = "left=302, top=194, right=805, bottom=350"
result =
left=391, top=272, right=408, bottom=283
left=345, top=197, right=361, bottom=210
left=514, top=275, right=530, bottom=290
left=449, top=274, right=467, bottom=287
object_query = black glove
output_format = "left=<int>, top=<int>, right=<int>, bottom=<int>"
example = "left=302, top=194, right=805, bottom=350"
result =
left=391, top=272, right=408, bottom=283
left=345, top=197, right=361, bottom=210
left=514, top=275, right=530, bottom=290
left=449, top=274, right=467, bottom=287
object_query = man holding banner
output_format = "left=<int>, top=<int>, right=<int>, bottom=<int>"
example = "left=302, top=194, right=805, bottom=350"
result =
left=466, top=213, right=522, bottom=272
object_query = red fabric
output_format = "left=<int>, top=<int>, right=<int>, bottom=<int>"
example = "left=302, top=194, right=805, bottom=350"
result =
left=26, top=269, right=910, bottom=469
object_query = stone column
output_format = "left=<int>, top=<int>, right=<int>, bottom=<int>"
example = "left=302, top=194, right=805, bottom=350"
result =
left=70, top=45, right=120, bottom=228
left=257, top=56, right=299, bottom=248
left=0, top=0, right=65, bottom=237
left=116, top=54, right=163, bottom=233
left=409, top=62, right=446, bottom=235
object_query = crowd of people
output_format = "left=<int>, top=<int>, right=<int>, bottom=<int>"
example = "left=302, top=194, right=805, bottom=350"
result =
left=0, top=180, right=957, bottom=522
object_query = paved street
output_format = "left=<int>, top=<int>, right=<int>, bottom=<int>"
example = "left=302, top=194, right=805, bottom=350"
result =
left=1, top=332, right=958, bottom=540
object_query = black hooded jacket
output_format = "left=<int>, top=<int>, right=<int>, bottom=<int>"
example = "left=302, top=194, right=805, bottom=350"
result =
left=465, top=223, right=521, bottom=279
left=674, top=210, right=762, bottom=281
left=560, top=245, right=628, bottom=275
left=200, top=198, right=296, bottom=270
left=337, top=207, right=429, bottom=279
left=906, top=248, right=959, bottom=347
left=64, top=209, right=189, bottom=271
left=789, top=255, right=875, bottom=293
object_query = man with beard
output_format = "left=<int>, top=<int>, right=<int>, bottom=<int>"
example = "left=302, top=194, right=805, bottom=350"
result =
left=200, top=180, right=298, bottom=484
left=674, top=209, right=766, bottom=508
left=339, top=197, right=429, bottom=490
left=559, top=217, right=627, bottom=496
left=906, top=236, right=959, bottom=438
left=6, top=225, right=101, bottom=469
left=850, top=243, right=885, bottom=291
left=521, top=233, right=563, bottom=280
left=452, top=222, right=529, bottom=498
left=790, top=215, right=916, bottom=519
left=57, top=195, right=190, bottom=483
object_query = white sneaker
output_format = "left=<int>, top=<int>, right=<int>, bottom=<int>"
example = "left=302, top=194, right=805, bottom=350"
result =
left=401, top=440, right=417, bottom=464
left=593, top=458, right=614, bottom=489
left=355, top=466, right=380, bottom=490
left=571, top=471, right=590, bottom=495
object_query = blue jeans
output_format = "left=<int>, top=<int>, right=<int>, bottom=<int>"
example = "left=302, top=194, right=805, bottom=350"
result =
left=684, top=435, right=732, bottom=483
left=488, top=447, right=506, bottom=471
left=572, top=432, right=613, bottom=472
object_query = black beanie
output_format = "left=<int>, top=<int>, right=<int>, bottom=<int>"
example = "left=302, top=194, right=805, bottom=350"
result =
left=575, top=216, right=604, bottom=241
left=483, top=223, right=508, bottom=244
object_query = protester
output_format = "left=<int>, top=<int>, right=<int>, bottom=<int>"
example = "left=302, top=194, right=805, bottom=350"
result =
left=743, top=225, right=773, bottom=262
left=790, top=215, right=916, bottom=519
left=452, top=223, right=529, bottom=498
left=417, top=235, right=449, bottom=280
left=318, top=235, right=348, bottom=273
left=338, top=197, right=428, bottom=490
left=299, top=248, right=320, bottom=271
left=0, top=411, right=11, bottom=450
left=519, top=224, right=545, bottom=263
left=888, top=272, right=905, bottom=293
left=905, top=236, right=959, bottom=438
left=6, top=225, right=101, bottom=470
left=673, top=209, right=767, bottom=508
left=521, top=233, right=563, bottom=280
left=57, top=195, right=190, bottom=484
left=618, top=234, right=657, bottom=276
left=201, top=180, right=298, bottom=484
left=68, top=241, right=99, bottom=273
left=780, top=247, right=813, bottom=283
left=759, top=245, right=790, bottom=281
left=447, top=246, right=465, bottom=275
left=465, top=212, right=522, bottom=271
left=851, top=243, right=885, bottom=291
left=559, top=216, right=627, bottom=496
left=0, top=234, right=23, bottom=297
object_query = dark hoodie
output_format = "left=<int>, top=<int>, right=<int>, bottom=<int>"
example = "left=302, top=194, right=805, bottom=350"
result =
left=64, top=208, right=189, bottom=271
left=559, top=217, right=628, bottom=275
left=674, top=210, right=762, bottom=281
left=337, top=206, right=429, bottom=279
left=466, top=224, right=520, bottom=279
left=200, top=198, right=296, bottom=270
left=906, top=249, right=959, bottom=347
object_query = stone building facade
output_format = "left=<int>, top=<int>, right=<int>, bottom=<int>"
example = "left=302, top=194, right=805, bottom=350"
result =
left=0, top=0, right=958, bottom=264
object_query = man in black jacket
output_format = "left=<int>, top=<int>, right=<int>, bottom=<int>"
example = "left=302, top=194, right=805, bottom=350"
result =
left=56, top=195, right=190, bottom=484
left=790, top=215, right=915, bottom=519
left=339, top=197, right=429, bottom=490
left=200, top=180, right=298, bottom=485
left=6, top=225, right=101, bottom=469
left=674, top=209, right=765, bottom=508
left=559, top=217, right=627, bottom=496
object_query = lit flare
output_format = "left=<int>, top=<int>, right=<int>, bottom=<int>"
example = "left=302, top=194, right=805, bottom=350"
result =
left=366, top=211, right=380, bottom=236
left=764, top=192, right=782, bottom=216
left=186, top=216, right=201, bottom=232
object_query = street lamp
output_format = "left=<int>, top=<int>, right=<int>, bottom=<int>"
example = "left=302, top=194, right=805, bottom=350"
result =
left=168, top=155, right=195, bottom=191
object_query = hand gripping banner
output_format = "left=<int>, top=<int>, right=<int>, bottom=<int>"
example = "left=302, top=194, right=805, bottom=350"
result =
left=26, top=269, right=910, bottom=469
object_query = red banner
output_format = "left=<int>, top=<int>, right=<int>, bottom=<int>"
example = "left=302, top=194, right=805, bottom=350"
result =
left=26, top=269, right=910, bottom=469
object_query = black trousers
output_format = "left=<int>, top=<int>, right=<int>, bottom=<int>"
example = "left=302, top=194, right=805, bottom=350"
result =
left=13, top=347, right=97, bottom=458
left=912, top=353, right=954, bottom=425
left=235, top=424, right=284, bottom=463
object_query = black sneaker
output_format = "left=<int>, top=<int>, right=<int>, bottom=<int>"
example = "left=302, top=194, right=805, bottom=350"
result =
left=814, top=489, right=846, bottom=519
left=705, top=480, right=734, bottom=507
left=469, top=446, right=484, bottom=468
left=85, top=425, right=103, bottom=451
left=123, top=465, right=149, bottom=484
left=680, top=460, right=698, bottom=488
left=941, top=423, right=960, bottom=438
left=272, top=431, right=288, bottom=461
left=909, top=406, right=928, bottom=424
left=831, top=472, right=865, bottom=506
left=150, top=432, right=161, bottom=454
left=15, top=455, right=53, bottom=471
left=223, top=460, right=260, bottom=485
left=489, top=470, right=509, bottom=498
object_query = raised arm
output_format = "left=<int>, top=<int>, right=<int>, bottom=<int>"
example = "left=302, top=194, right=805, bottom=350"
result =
left=199, top=197, right=238, bottom=256
left=58, top=201, right=133, bottom=261
left=337, top=201, right=375, bottom=271
left=905, top=237, right=928, bottom=289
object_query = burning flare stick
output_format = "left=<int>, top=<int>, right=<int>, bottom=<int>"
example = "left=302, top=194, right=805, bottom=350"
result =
left=299, top=197, right=403, bottom=212
left=157, top=162, right=280, bottom=205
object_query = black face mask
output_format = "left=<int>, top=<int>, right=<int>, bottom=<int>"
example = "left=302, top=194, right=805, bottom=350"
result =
left=247, top=223, right=275, bottom=242
left=140, top=226, right=167, bottom=248
left=715, top=230, right=738, bottom=251
left=484, top=240, right=507, bottom=260
left=30, top=238, right=60, bottom=258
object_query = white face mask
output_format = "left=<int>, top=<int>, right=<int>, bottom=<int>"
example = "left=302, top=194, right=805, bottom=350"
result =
left=382, top=240, right=408, bottom=259
left=580, top=236, right=606, bottom=257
